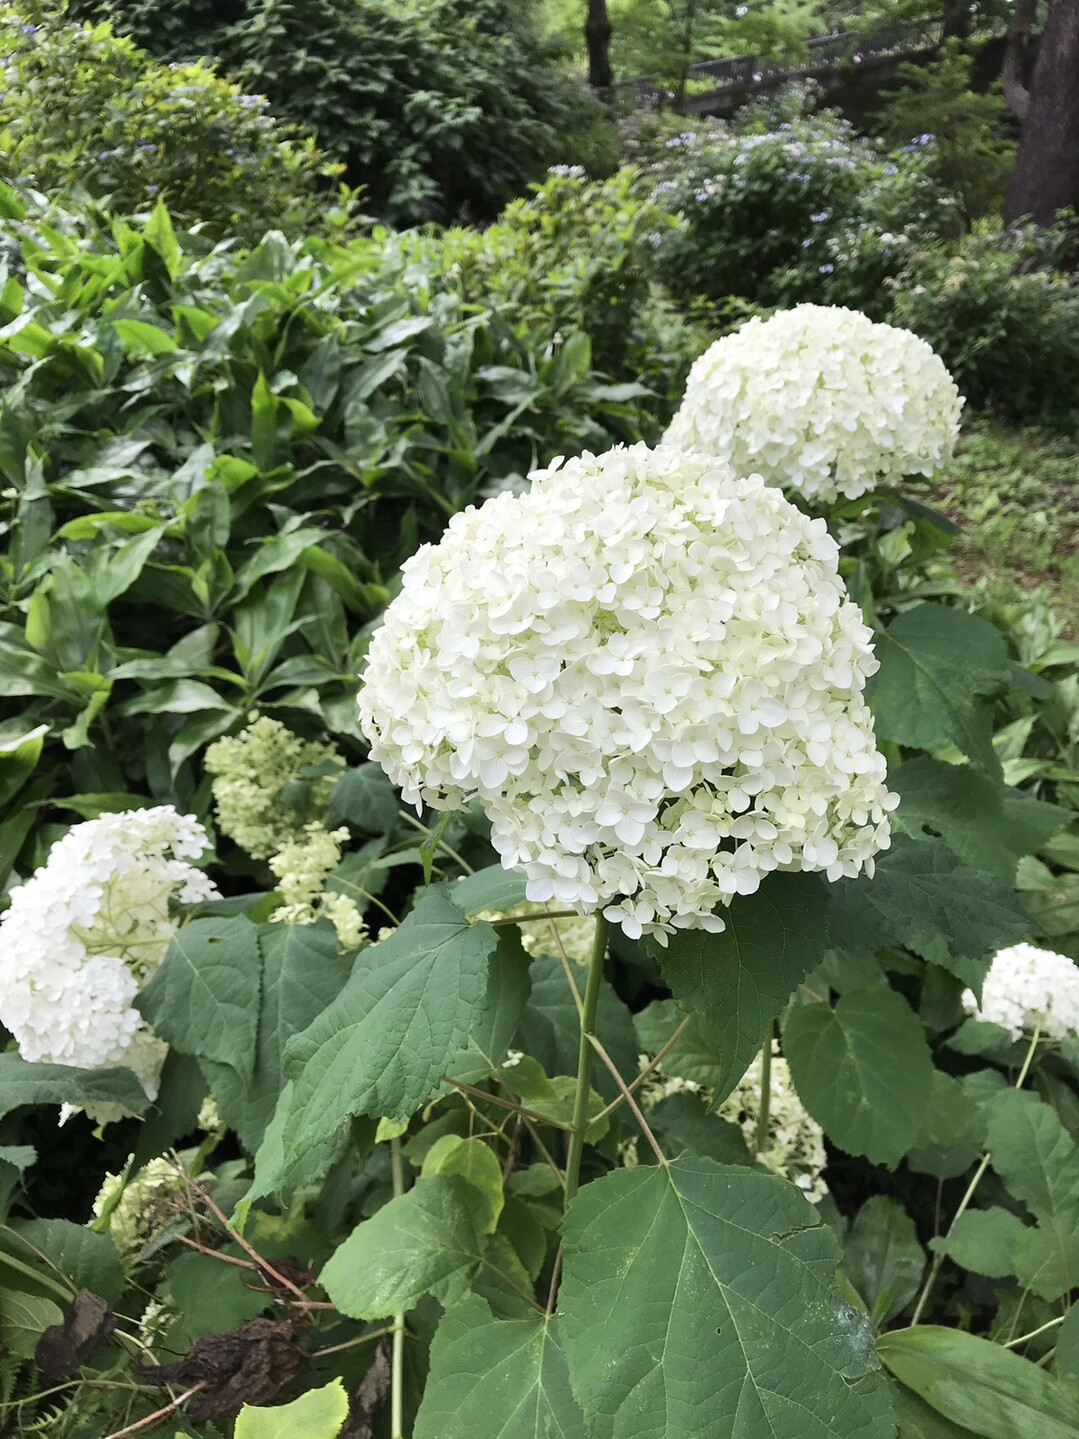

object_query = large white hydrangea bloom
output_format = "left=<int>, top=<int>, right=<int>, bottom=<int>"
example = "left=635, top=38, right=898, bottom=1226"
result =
left=359, top=443, right=896, bottom=941
left=962, top=942, right=1079, bottom=1041
left=0, top=806, right=217, bottom=1113
left=665, top=304, right=963, bottom=504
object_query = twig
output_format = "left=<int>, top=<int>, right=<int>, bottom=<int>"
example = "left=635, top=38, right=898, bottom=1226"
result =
left=545, top=1246, right=564, bottom=1316
left=312, top=1325, right=398, bottom=1360
left=593, top=1014, right=692, bottom=1125
left=174, top=1234, right=257, bottom=1270
left=443, top=1076, right=573, bottom=1131
left=1004, top=1314, right=1067, bottom=1349
left=491, top=910, right=579, bottom=927
left=103, top=1384, right=206, bottom=1439
left=588, top=1034, right=665, bottom=1164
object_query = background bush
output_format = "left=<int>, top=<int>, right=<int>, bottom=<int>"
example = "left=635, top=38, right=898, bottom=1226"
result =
left=0, top=6, right=336, bottom=241
left=66, top=0, right=605, bottom=226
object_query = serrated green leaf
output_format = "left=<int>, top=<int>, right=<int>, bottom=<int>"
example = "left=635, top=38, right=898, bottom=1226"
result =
left=421, top=1137, right=504, bottom=1233
left=320, top=1174, right=486, bottom=1319
left=7, top=1220, right=125, bottom=1306
left=929, top=1207, right=1028, bottom=1280
left=279, top=893, right=495, bottom=1177
left=655, top=873, right=832, bottom=1105
left=331, top=763, right=399, bottom=835
left=0, top=1290, right=64, bottom=1360
left=867, top=604, right=1012, bottom=772
left=784, top=988, right=934, bottom=1165
left=235, top=1378, right=349, bottom=1439
left=844, top=1197, right=925, bottom=1328
left=0, top=1054, right=149, bottom=1122
left=447, top=865, right=529, bottom=917
left=202, top=921, right=354, bottom=1150
left=825, top=837, right=1029, bottom=962
left=516, top=950, right=638, bottom=1106
left=634, top=999, right=726, bottom=1089
left=646, top=1092, right=752, bottom=1166
left=138, top=918, right=261, bottom=1083
left=415, top=1294, right=584, bottom=1439
left=167, top=1250, right=270, bottom=1341
left=985, top=1091, right=1079, bottom=1300
left=558, top=1159, right=893, bottom=1439
left=444, top=927, right=531, bottom=1086
left=878, top=1326, right=1079, bottom=1439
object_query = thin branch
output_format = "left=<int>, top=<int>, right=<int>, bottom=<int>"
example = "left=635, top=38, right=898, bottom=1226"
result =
left=1004, top=1314, right=1067, bottom=1349
left=545, top=1246, right=564, bottom=1315
left=103, top=1384, right=206, bottom=1439
left=593, top=1014, right=692, bottom=1125
left=174, top=1234, right=258, bottom=1270
left=491, top=910, right=579, bottom=927
left=312, top=1325, right=399, bottom=1360
left=444, top=1076, right=573, bottom=1131
left=588, top=1034, right=666, bottom=1164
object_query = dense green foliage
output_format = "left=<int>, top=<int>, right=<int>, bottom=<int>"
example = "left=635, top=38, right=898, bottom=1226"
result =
left=0, top=7, right=335, bottom=240
left=67, top=0, right=601, bottom=225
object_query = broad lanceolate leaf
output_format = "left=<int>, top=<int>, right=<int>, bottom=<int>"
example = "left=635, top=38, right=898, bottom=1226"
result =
left=985, top=1091, right=1079, bottom=1300
left=0, top=1054, right=149, bottom=1122
left=656, top=874, right=833, bottom=1106
left=558, top=1159, right=894, bottom=1439
left=890, top=758, right=1068, bottom=883
left=320, top=1175, right=486, bottom=1319
left=824, top=837, right=1029, bottom=963
left=784, top=988, right=934, bottom=1166
left=867, top=603, right=1013, bottom=772
left=137, top=917, right=261, bottom=1083
left=843, top=1197, right=925, bottom=1329
left=415, top=1294, right=585, bottom=1439
left=202, top=921, right=354, bottom=1150
left=235, top=1378, right=350, bottom=1439
left=878, top=1327, right=1079, bottom=1439
left=279, top=892, right=495, bottom=1181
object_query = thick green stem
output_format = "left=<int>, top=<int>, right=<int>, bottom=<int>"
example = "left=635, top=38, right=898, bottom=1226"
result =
left=390, top=1137, right=407, bottom=1439
left=564, top=914, right=609, bottom=1206
left=756, top=1024, right=775, bottom=1157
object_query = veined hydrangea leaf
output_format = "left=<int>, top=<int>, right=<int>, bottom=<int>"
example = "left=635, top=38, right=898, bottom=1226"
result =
left=783, top=987, right=934, bottom=1166
left=279, top=891, right=495, bottom=1178
left=235, top=1378, right=349, bottom=1439
left=415, top=1294, right=585, bottom=1439
left=558, top=1158, right=894, bottom=1439
left=866, top=603, right=1013, bottom=773
left=655, top=873, right=833, bottom=1105
left=0, top=1055, right=150, bottom=1123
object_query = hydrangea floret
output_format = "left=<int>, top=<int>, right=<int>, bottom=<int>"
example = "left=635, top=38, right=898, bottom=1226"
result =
left=665, top=304, right=963, bottom=504
left=0, top=806, right=216, bottom=1116
left=359, top=442, right=897, bottom=941
left=962, top=942, right=1079, bottom=1041
left=269, top=821, right=366, bottom=948
left=92, top=1157, right=191, bottom=1260
left=719, top=1042, right=828, bottom=1202
left=204, top=713, right=343, bottom=860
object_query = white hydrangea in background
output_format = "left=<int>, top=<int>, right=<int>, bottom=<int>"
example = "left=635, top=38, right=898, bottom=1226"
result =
left=269, top=821, right=366, bottom=948
left=92, top=1156, right=189, bottom=1259
left=0, top=806, right=216, bottom=1116
left=665, top=304, right=963, bottom=504
left=205, top=713, right=342, bottom=860
left=962, top=942, right=1079, bottom=1041
left=719, top=1042, right=828, bottom=1203
left=360, top=442, right=897, bottom=942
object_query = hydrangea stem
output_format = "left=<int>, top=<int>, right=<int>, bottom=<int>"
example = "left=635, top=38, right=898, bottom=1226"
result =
left=564, top=914, right=609, bottom=1206
left=390, top=1136, right=407, bottom=1439
left=756, top=1024, right=775, bottom=1156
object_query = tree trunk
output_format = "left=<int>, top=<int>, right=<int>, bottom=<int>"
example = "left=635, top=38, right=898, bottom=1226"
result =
left=941, top=0, right=972, bottom=41
left=1005, top=0, right=1079, bottom=225
left=585, top=0, right=614, bottom=92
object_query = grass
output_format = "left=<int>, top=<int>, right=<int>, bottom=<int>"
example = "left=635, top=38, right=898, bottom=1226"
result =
left=932, top=416, right=1079, bottom=635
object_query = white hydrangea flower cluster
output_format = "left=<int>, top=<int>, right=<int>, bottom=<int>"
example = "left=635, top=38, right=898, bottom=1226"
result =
left=665, top=305, right=963, bottom=504
left=205, top=714, right=343, bottom=860
left=270, top=822, right=366, bottom=948
left=360, top=443, right=896, bottom=941
left=962, top=942, right=1079, bottom=1041
left=719, top=1042, right=828, bottom=1203
left=0, top=807, right=216, bottom=1114
left=92, top=1156, right=191, bottom=1259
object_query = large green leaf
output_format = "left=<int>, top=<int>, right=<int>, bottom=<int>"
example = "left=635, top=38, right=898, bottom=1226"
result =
left=890, top=759, right=1067, bottom=882
left=843, top=1197, right=925, bottom=1329
left=655, top=874, right=832, bottom=1105
left=985, top=1091, right=1079, bottom=1300
left=279, top=893, right=495, bottom=1179
left=235, top=1378, right=349, bottom=1439
left=824, top=837, right=1029, bottom=963
left=320, top=1175, right=486, bottom=1320
left=867, top=604, right=1013, bottom=772
left=331, top=763, right=399, bottom=835
left=5, top=1219, right=125, bottom=1306
left=415, top=1294, right=585, bottom=1439
left=558, top=1159, right=894, bottom=1439
left=783, top=988, right=934, bottom=1166
left=878, top=1327, right=1079, bottom=1439
left=138, top=917, right=261, bottom=1083
left=0, top=1054, right=149, bottom=1122
left=201, top=921, right=354, bottom=1150
left=444, top=927, right=531, bottom=1087
left=929, top=1207, right=1029, bottom=1281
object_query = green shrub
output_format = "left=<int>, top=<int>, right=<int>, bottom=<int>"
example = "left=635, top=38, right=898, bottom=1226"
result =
left=647, top=108, right=956, bottom=315
left=0, top=184, right=648, bottom=854
left=890, top=223, right=1079, bottom=427
left=0, top=6, right=337, bottom=240
left=404, top=167, right=705, bottom=415
left=70, top=0, right=600, bottom=226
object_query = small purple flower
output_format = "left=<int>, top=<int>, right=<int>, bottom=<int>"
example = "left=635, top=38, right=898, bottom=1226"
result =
left=818, top=264, right=834, bottom=274
left=146, top=184, right=159, bottom=195
left=884, top=164, right=898, bottom=175
left=810, top=211, right=830, bottom=223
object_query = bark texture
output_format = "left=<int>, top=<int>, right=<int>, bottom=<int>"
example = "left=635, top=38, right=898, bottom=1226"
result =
left=1005, top=0, right=1079, bottom=224
left=585, top=0, right=614, bottom=91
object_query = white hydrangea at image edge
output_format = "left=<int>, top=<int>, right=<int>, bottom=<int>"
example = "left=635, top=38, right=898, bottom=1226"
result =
left=360, top=441, right=898, bottom=942
left=963, top=942, right=1079, bottom=1040
left=665, top=303, right=963, bottom=504
left=0, top=805, right=217, bottom=1119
